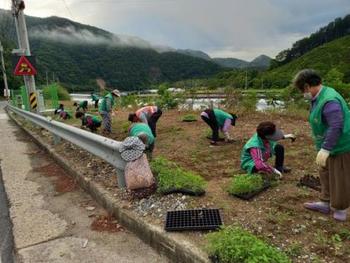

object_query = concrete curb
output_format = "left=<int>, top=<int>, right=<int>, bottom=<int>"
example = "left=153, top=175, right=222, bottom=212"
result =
left=7, top=110, right=209, bottom=263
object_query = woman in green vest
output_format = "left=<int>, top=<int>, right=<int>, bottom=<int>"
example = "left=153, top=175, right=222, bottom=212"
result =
left=129, top=123, right=155, bottom=160
left=294, top=69, right=350, bottom=221
left=98, top=89, right=121, bottom=134
left=200, top=108, right=237, bottom=145
left=91, top=92, right=100, bottom=109
left=73, top=100, right=88, bottom=112
left=75, top=111, right=102, bottom=132
left=240, top=121, right=295, bottom=178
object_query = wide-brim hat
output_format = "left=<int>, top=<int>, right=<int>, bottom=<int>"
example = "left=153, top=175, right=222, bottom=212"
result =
left=265, top=129, right=284, bottom=141
left=111, top=89, right=121, bottom=97
left=119, top=136, right=146, bottom=162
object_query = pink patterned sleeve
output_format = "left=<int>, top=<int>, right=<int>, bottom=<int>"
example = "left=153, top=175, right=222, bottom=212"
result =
left=249, top=148, right=274, bottom=173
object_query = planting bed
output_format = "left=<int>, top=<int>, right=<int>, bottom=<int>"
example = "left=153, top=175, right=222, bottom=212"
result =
left=17, top=105, right=350, bottom=263
left=297, top=174, right=321, bottom=192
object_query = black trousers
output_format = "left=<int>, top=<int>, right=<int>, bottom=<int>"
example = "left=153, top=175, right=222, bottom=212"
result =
left=148, top=109, right=162, bottom=137
left=201, top=109, right=219, bottom=142
left=94, top=100, right=99, bottom=109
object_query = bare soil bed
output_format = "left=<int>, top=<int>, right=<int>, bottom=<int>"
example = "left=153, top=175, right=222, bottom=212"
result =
left=19, top=108, right=350, bottom=263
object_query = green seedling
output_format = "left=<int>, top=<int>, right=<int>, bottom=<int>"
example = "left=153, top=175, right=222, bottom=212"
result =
left=151, top=157, right=207, bottom=194
left=227, top=174, right=264, bottom=195
left=181, top=114, right=197, bottom=122
left=206, top=226, right=291, bottom=263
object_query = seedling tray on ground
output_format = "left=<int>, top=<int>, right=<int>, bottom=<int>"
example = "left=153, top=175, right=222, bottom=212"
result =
left=160, top=188, right=205, bottom=196
left=165, top=209, right=222, bottom=231
left=297, top=175, right=321, bottom=192
left=231, top=180, right=271, bottom=200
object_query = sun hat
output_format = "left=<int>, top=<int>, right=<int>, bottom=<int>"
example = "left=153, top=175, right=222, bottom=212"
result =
left=119, top=136, right=146, bottom=162
left=111, top=89, right=121, bottom=97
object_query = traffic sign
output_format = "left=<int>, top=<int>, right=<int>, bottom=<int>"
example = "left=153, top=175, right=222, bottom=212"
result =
left=13, top=56, right=37, bottom=76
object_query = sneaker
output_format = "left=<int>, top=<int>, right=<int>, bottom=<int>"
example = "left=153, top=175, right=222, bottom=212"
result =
left=276, top=166, right=291, bottom=173
left=333, top=210, right=347, bottom=221
left=304, top=201, right=330, bottom=214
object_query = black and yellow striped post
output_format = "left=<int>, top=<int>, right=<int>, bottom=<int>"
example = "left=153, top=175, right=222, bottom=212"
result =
left=29, top=92, right=37, bottom=110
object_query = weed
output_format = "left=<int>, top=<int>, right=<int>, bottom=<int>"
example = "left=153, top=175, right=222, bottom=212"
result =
left=227, top=174, right=264, bottom=195
left=206, top=226, right=291, bottom=263
left=338, top=228, right=350, bottom=241
left=151, top=157, right=207, bottom=194
left=285, top=242, right=303, bottom=257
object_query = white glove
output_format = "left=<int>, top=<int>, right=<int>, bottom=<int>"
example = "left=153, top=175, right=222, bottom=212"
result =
left=224, top=131, right=233, bottom=142
left=273, top=168, right=283, bottom=179
left=284, top=134, right=296, bottom=142
left=316, top=149, right=330, bottom=167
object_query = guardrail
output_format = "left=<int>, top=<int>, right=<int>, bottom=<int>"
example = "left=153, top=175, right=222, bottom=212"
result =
left=7, top=104, right=127, bottom=187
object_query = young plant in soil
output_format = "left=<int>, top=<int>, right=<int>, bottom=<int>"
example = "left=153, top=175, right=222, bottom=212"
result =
left=227, top=174, right=264, bottom=195
left=206, top=226, right=291, bottom=263
left=151, top=157, right=207, bottom=195
left=182, top=114, right=198, bottom=122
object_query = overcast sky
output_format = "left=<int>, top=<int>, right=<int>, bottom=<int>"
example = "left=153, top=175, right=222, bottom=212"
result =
left=1, top=0, right=350, bottom=60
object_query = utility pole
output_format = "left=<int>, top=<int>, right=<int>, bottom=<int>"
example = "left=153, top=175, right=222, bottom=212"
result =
left=0, top=42, right=9, bottom=100
left=11, top=0, right=37, bottom=110
left=245, top=70, right=248, bottom=90
left=45, top=70, right=48, bottom=86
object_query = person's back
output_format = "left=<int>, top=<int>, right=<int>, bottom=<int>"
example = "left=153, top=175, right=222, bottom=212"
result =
left=129, top=123, right=155, bottom=147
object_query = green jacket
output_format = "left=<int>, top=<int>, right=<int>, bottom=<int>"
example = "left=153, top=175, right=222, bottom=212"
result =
left=309, top=86, right=350, bottom=155
left=129, top=123, right=155, bottom=147
left=240, top=133, right=277, bottom=174
left=83, top=114, right=101, bottom=127
left=99, top=93, right=114, bottom=112
left=79, top=100, right=88, bottom=108
left=213, top=109, right=233, bottom=127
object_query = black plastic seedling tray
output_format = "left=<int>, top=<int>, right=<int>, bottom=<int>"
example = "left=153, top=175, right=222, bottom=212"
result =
left=297, top=175, right=321, bottom=192
left=165, top=209, right=222, bottom=231
left=231, top=181, right=271, bottom=200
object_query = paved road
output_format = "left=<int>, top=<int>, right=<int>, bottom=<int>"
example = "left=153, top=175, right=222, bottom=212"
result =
left=0, top=102, right=168, bottom=263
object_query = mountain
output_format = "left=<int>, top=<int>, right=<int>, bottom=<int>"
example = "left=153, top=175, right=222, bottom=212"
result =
left=212, top=58, right=249, bottom=69
left=212, top=55, right=271, bottom=69
left=249, top=55, right=271, bottom=69
left=0, top=9, right=222, bottom=91
left=176, top=49, right=212, bottom=61
left=272, top=14, right=350, bottom=67
left=259, top=35, right=350, bottom=88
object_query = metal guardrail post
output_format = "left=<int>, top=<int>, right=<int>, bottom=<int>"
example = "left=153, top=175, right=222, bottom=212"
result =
left=7, top=105, right=127, bottom=188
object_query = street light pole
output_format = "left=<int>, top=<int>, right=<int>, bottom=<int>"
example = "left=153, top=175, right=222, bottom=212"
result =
left=0, top=42, right=9, bottom=100
left=11, top=0, right=37, bottom=111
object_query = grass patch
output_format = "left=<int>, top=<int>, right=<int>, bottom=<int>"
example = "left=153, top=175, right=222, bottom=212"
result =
left=182, top=114, right=198, bottom=122
left=151, top=157, right=207, bottom=195
left=206, top=226, right=291, bottom=263
left=227, top=174, right=264, bottom=195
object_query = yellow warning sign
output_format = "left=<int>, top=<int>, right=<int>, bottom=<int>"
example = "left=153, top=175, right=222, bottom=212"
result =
left=29, top=92, right=37, bottom=110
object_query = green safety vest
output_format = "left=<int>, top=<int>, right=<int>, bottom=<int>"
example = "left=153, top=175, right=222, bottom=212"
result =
left=129, top=123, right=155, bottom=146
left=240, top=133, right=277, bottom=174
left=79, top=100, right=88, bottom=108
left=84, top=114, right=101, bottom=126
left=98, top=93, right=114, bottom=112
left=91, top=94, right=99, bottom=101
left=213, top=109, right=233, bottom=127
left=309, top=86, right=350, bottom=155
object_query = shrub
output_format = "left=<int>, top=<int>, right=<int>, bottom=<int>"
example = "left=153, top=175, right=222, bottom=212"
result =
left=43, top=83, right=71, bottom=101
left=228, top=174, right=264, bottom=195
left=151, top=157, right=207, bottom=194
left=206, top=226, right=291, bottom=263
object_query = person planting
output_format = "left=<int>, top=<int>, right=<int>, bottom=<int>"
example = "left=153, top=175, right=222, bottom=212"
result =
left=73, top=100, right=88, bottom=112
left=98, top=89, right=121, bottom=134
left=91, top=92, right=100, bottom=109
left=294, top=69, right=350, bottom=221
left=240, top=121, right=295, bottom=178
left=75, top=111, right=102, bottom=132
left=129, top=122, right=155, bottom=160
left=54, top=104, right=71, bottom=120
left=128, top=106, right=162, bottom=137
left=200, top=108, right=237, bottom=145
